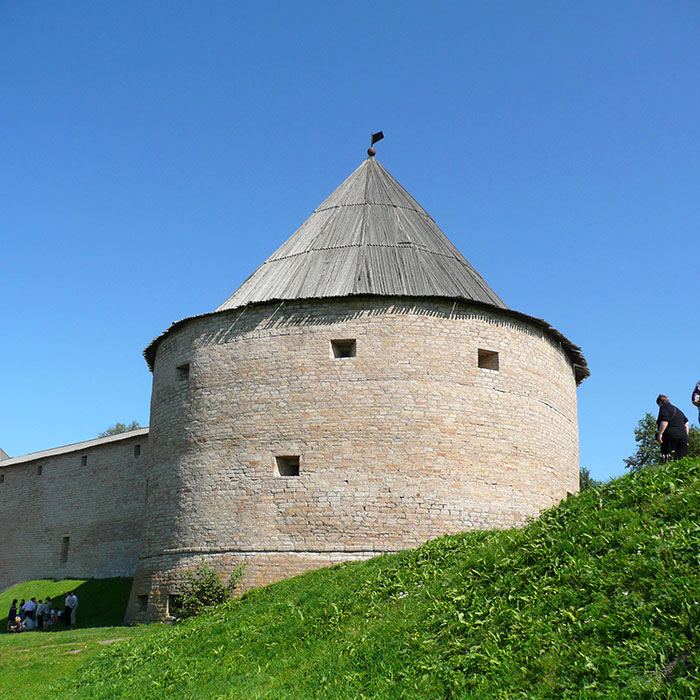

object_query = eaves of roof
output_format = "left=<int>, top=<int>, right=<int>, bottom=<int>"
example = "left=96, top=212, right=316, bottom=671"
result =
left=142, top=296, right=589, bottom=385
left=0, top=427, right=149, bottom=467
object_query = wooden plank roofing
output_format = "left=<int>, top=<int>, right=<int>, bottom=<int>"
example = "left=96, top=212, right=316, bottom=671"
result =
left=217, top=157, right=507, bottom=311
left=144, top=156, right=589, bottom=384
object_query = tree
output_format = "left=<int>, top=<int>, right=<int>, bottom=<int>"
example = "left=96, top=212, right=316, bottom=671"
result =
left=579, top=467, right=601, bottom=491
left=98, top=421, right=142, bottom=438
left=623, top=412, right=700, bottom=472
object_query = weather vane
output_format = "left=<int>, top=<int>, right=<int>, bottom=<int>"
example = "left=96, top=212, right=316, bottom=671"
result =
left=367, top=131, right=384, bottom=157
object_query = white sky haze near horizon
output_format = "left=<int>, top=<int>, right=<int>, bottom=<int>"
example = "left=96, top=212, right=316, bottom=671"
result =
left=2, top=1, right=699, bottom=482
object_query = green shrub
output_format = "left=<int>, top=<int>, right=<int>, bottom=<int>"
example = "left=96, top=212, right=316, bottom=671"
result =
left=172, top=563, right=243, bottom=619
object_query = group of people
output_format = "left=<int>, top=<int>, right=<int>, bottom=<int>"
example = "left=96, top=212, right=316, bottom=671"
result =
left=655, top=379, right=700, bottom=462
left=6, top=591, right=78, bottom=633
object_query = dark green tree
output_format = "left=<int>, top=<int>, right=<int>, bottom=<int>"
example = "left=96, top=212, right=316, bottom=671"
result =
left=579, top=467, right=601, bottom=491
left=98, top=421, right=142, bottom=437
left=624, top=412, right=700, bottom=472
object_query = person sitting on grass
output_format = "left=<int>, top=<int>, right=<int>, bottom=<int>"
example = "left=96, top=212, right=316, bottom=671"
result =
left=22, top=614, right=35, bottom=632
left=8, top=617, right=22, bottom=633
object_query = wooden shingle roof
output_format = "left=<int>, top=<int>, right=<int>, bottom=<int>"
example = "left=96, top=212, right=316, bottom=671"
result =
left=143, top=156, right=589, bottom=384
left=217, top=157, right=506, bottom=311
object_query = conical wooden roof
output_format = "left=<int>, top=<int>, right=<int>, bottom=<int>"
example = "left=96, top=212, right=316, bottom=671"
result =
left=216, top=157, right=506, bottom=311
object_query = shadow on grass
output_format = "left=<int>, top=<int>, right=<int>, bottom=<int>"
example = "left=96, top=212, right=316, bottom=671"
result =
left=2, top=578, right=133, bottom=632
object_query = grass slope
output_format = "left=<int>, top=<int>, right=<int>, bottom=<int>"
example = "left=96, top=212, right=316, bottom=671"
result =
left=1, top=578, right=133, bottom=630
left=0, top=578, right=145, bottom=700
left=64, top=458, right=700, bottom=699
left=0, top=626, right=150, bottom=700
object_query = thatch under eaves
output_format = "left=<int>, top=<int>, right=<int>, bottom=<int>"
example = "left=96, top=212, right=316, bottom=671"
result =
left=143, top=156, right=589, bottom=384
left=216, top=157, right=507, bottom=311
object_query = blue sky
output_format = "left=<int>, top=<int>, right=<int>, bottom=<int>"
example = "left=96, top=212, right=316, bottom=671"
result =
left=2, top=1, right=699, bottom=481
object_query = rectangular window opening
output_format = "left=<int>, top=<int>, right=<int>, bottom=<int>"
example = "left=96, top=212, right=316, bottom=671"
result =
left=134, top=444, right=141, bottom=457
left=81, top=455, right=87, bottom=466
left=276, top=455, right=300, bottom=477
left=478, top=349, right=499, bottom=371
left=138, top=595, right=148, bottom=613
left=177, top=363, right=190, bottom=380
left=0, top=474, right=4, bottom=484
left=60, top=536, right=70, bottom=563
left=168, top=594, right=181, bottom=616
left=331, top=339, right=356, bottom=358
left=37, top=465, right=43, bottom=476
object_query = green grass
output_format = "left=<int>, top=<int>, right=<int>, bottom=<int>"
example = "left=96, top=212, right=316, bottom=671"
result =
left=56, top=457, right=700, bottom=699
left=0, top=578, right=134, bottom=630
left=0, top=577, right=149, bottom=700
left=0, top=625, right=151, bottom=700
left=4, top=460, right=700, bottom=699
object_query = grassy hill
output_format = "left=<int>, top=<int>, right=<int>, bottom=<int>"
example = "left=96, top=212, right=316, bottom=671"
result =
left=0, top=578, right=133, bottom=631
left=0, top=458, right=693, bottom=699
left=55, top=457, right=700, bottom=699
left=0, top=578, right=145, bottom=700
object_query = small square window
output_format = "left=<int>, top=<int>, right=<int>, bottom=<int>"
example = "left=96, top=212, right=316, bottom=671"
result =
left=60, top=536, right=70, bottom=563
left=177, top=363, right=190, bottom=380
left=37, top=465, right=43, bottom=476
left=81, top=455, right=87, bottom=467
left=478, top=349, right=499, bottom=371
left=134, top=444, right=141, bottom=457
left=138, top=595, right=148, bottom=612
left=331, top=339, right=356, bottom=358
left=276, top=455, right=300, bottom=477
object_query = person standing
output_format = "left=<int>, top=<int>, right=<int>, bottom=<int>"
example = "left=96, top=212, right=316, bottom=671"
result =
left=23, top=597, right=37, bottom=622
left=65, top=591, right=78, bottom=627
left=692, top=380, right=700, bottom=422
left=42, top=596, right=52, bottom=630
left=656, top=394, right=690, bottom=461
left=7, top=600, right=17, bottom=631
left=36, top=599, right=45, bottom=630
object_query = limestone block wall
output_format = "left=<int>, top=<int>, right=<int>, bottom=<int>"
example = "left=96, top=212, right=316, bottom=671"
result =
left=127, top=296, right=580, bottom=622
left=0, top=430, right=148, bottom=592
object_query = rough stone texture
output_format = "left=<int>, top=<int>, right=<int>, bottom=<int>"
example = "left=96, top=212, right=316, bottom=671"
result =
left=0, top=433, right=147, bottom=591
left=126, top=295, right=579, bottom=622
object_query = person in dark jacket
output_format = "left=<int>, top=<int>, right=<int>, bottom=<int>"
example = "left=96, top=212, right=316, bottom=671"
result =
left=656, top=394, right=689, bottom=461
left=7, top=599, right=17, bottom=632
left=692, top=380, right=700, bottom=422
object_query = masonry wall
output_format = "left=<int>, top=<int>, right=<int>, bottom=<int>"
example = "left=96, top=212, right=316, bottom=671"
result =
left=127, top=296, right=580, bottom=622
left=0, top=432, right=148, bottom=592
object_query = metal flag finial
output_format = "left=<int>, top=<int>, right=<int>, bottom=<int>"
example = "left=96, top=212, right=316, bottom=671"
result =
left=367, top=130, right=384, bottom=157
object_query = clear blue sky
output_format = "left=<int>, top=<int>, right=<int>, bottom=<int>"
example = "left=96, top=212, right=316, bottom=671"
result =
left=2, top=1, right=699, bottom=481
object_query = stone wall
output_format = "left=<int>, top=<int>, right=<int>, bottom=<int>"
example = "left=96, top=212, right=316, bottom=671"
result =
left=127, top=296, right=580, bottom=622
left=0, top=430, right=148, bottom=592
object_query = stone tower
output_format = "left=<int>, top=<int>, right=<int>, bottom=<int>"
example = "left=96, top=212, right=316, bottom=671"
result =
left=126, top=155, right=588, bottom=622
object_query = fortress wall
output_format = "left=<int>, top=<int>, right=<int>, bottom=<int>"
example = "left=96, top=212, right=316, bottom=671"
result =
left=0, top=432, right=147, bottom=592
left=128, top=297, right=579, bottom=621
